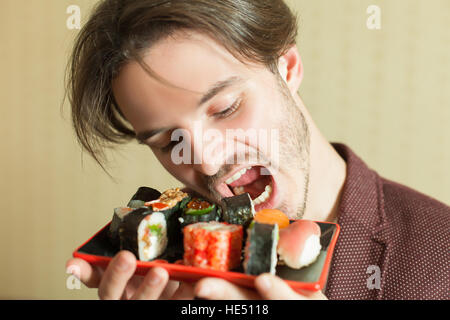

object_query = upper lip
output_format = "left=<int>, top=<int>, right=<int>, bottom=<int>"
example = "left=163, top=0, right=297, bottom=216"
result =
left=213, top=165, right=252, bottom=198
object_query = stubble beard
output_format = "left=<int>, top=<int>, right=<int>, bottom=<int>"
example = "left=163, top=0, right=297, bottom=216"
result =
left=274, top=79, right=310, bottom=219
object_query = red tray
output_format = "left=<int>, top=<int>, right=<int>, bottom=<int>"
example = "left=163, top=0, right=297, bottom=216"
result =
left=73, top=220, right=340, bottom=292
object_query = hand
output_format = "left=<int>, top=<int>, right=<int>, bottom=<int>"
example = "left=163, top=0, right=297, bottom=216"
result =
left=66, top=250, right=194, bottom=300
left=194, top=273, right=327, bottom=300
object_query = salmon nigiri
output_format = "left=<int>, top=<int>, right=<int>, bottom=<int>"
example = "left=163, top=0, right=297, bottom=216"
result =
left=277, top=219, right=321, bottom=269
left=254, top=209, right=290, bottom=229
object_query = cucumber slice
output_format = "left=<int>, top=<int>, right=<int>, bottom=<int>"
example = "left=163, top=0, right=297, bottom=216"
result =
left=180, top=205, right=221, bottom=228
left=185, top=204, right=215, bottom=215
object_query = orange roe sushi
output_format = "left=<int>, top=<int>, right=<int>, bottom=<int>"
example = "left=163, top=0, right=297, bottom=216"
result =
left=183, top=222, right=243, bottom=271
left=254, top=209, right=290, bottom=229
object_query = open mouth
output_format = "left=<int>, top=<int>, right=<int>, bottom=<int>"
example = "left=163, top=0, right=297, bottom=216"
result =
left=220, top=165, right=277, bottom=211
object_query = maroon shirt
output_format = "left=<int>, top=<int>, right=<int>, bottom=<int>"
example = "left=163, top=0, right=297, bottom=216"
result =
left=325, top=144, right=449, bottom=300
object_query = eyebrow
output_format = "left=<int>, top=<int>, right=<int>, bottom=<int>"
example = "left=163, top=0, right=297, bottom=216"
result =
left=197, top=76, right=243, bottom=107
left=135, top=76, right=243, bottom=143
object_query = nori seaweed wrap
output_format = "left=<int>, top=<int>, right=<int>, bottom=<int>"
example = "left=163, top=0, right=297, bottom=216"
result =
left=145, top=188, right=191, bottom=256
left=108, top=207, right=134, bottom=247
left=220, top=193, right=255, bottom=229
left=243, top=222, right=279, bottom=275
left=127, top=186, right=161, bottom=208
left=119, top=207, right=170, bottom=261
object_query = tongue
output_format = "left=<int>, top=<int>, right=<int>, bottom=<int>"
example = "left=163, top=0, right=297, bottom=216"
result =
left=228, top=166, right=272, bottom=200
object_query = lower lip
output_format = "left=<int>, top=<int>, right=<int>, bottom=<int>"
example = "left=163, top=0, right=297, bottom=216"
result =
left=252, top=174, right=279, bottom=212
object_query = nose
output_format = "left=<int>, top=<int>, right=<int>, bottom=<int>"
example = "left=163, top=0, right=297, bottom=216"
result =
left=191, top=127, right=224, bottom=177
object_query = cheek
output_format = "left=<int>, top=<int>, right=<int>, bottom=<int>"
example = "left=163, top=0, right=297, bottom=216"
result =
left=220, top=96, right=268, bottom=133
left=153, top=151, right=191, bottom=182
left=225, top=93, right=281, bottom=153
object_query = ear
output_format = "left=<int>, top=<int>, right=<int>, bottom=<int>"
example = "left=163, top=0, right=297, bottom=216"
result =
left=277, top=45, right=304, bottom=94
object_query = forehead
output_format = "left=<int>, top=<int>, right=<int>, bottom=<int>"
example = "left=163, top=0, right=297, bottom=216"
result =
left=112, top=32, right=258, bottom=128
left=142, top=31, right=248, bottom=92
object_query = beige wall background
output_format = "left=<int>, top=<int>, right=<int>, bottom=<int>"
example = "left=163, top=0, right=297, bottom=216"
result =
left=0, top=0, right=448, bottom=299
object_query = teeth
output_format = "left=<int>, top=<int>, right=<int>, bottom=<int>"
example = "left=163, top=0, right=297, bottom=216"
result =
left=232, top=186, right=245, bottom=195
left=225, top=166, right=252, bottom=185
left=253, top=183, right=273, bottom=205
left=260, top=167, right=271, bottom=176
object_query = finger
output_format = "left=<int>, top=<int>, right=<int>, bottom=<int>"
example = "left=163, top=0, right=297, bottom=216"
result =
left=131, top=267, right=169, bottom=300
left=295, top=288, right=328, bottom=300
left=171, top=282, right=195, bottom=300
left=195, top=278, right=259, bottom=300
left=120, top=275, right=145, bottom=300
left=66, top=258, right=102, bottom=289
left=160, top=280, right=180, bottom=300
left=98, top=251, right=137, bottom=300
left=254, top=274, right=305, bottom=300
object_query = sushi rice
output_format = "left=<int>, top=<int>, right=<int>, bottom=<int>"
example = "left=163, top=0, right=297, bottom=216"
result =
left=137, top=211, right=168, bottom=261
left=277, top=220, right=322, bottom=269
left=294, top=234, right=321, bottom=268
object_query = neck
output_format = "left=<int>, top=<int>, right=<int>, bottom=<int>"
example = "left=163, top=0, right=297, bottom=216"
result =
left=295, top=97, right=347, bottom=222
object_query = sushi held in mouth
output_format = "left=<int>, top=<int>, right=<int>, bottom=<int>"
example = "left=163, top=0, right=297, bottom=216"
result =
left=224, top=165, right=276, bottom=211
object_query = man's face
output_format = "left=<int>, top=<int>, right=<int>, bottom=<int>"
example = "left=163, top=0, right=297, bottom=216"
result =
left=113, top=31, right=310, bottom=219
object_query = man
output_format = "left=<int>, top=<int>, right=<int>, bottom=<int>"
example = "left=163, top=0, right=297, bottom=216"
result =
left=66, top=0, right=449, bottom=300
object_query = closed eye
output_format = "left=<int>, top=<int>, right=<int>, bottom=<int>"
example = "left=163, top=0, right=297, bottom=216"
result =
left=160, top=140, right=179, bottom=153
left=212, top=98, right=242, bottom=119
left=153, top=99, right=243, bottom=154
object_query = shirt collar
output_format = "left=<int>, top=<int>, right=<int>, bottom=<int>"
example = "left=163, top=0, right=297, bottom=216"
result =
left=332, top=143, right=388, bottom=238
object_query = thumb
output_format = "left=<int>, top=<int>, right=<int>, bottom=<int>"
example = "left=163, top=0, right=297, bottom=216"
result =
left=254, top=274, right=304, bottom=300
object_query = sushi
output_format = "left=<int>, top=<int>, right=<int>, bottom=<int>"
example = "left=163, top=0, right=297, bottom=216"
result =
left=127, top=186, right=161, bottom=208
left=145, top=188, right=191, bottom=250
left=119, top=208, right=168, bottom=261
left=145, top=187, right=190, bottom=212
left=277, top=220, right=322, bottom=269
left=179, top=197, right=221, bottom=228
left=109, top=186, right=161, bottom=246
left=254, top=209, right=290, bottom=229
left=108, top=207, right=134, bottom=246
left=183, top=222, right=243, bottom=271
left=243, top=222, right=279, bottom=275
left=220, top=193, right=255, bottom=229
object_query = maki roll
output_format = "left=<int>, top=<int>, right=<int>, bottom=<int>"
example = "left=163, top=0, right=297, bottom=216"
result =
left=243, top=222, right=279, bottom=275
left=277, top=220, right=322, bottom=269
left=179, top=197, right=221, bottom=228
left=145, top=188, right=191, bottom=252
left=127, top=186, right=161, bottom=209
left=108, top=207, right=134, bottom=246
left=183, top=222, right=243, bottom=271
left=119, top=208, right=168, bottom=261
left=220, top=193, right=255, bottom=229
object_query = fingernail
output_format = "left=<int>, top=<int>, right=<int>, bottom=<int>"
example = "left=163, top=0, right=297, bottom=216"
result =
left=196, top=284, right=210, bottom=298
left=256, top=275, right=272, bottom=291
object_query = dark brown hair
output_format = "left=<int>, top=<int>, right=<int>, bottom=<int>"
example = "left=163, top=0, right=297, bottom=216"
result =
left=66, top=0, right=298, bottom=167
